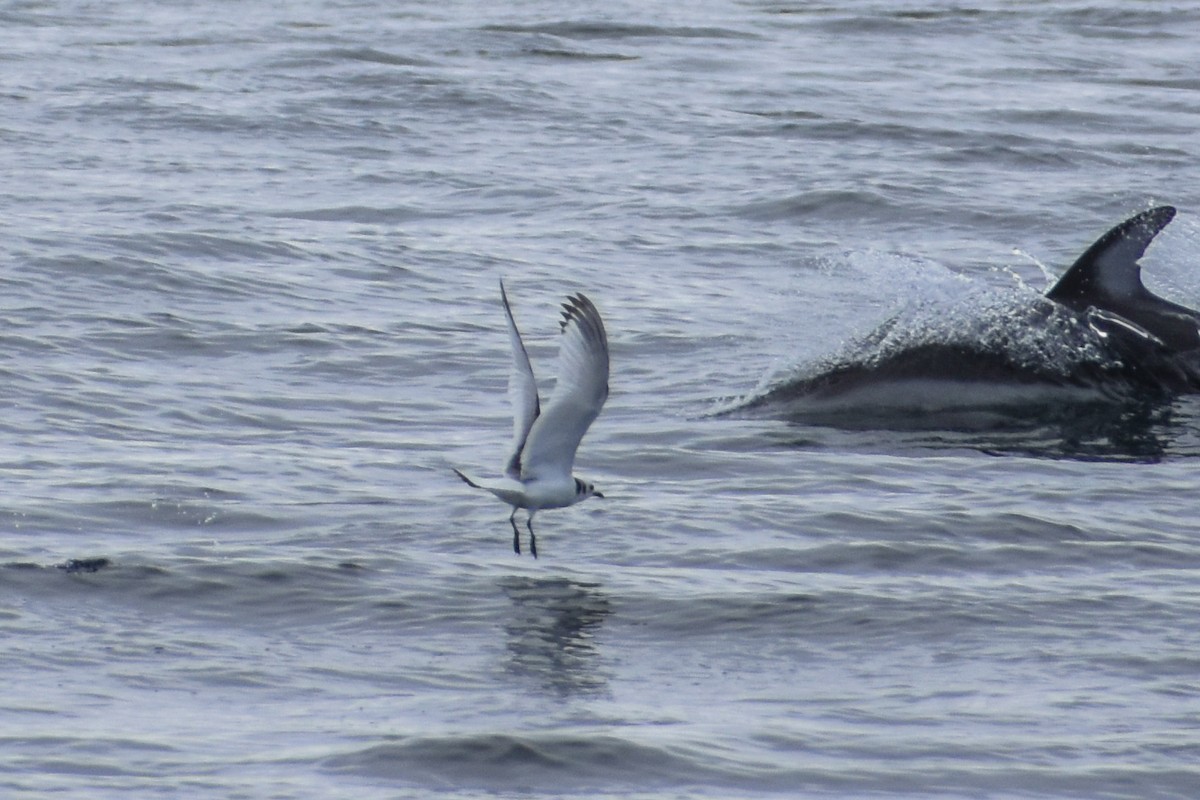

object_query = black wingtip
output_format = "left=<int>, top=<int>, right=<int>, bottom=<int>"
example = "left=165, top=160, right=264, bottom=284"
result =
left=559, top=292, right=594, bottom=331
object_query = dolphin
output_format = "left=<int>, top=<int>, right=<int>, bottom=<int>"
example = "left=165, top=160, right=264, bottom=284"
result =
left=741, top=206, right=1200, bottom=415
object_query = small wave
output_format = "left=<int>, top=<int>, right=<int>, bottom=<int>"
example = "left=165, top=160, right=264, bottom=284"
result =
left=92, top=231, right=309, bottom=263
left=0, top=556, right=382, bottom=632
left=322, top=47, right=434, bottom=68
left=732, top=188, right=896, bottom=223
left=267, top=205, right=432, bottom=224
left=521, top=47, right=638, bottom=62
left=482, top=21, right=759, bottom=41
left=324, top=731, right=777, bottom=792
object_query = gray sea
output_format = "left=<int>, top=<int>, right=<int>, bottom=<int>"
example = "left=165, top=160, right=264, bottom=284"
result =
left=3, top=1, right=1200, bottom=798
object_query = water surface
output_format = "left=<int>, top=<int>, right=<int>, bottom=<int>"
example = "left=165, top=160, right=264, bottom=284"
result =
left=2, top=1, right=1200, bottom=797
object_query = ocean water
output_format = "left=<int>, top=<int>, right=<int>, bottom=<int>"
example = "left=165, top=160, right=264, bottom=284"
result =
left=3, top=1, right=1200, bottom=797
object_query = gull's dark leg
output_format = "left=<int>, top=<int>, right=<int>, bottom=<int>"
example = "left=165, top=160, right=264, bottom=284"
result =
left=509, top=508, right=521, bottom=555
left=527, top=512, right=538, bottom=559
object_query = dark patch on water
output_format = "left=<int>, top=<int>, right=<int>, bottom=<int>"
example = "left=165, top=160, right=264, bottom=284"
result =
left=56, top=557, right=111, bottom=574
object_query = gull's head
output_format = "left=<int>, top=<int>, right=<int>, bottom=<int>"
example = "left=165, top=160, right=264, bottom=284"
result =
left=573, top=477, right=603, bottom=501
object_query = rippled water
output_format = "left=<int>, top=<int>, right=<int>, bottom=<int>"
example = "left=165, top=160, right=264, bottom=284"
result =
left=3, top=1, right=1200, bottom=797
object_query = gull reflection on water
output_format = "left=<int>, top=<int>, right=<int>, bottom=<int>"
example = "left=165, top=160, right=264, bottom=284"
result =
left=498, top=575, right=611, bottom=696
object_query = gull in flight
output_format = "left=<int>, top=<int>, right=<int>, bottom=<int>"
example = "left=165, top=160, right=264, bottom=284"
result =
left=453, top=279, right=609, bottom=558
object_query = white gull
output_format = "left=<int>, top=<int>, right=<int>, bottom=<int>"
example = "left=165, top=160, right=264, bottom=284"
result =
left=453, top=279, right=609, bottom=557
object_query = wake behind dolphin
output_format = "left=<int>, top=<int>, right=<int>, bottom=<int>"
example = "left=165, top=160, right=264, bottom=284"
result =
left=740, top=207, right=1200, bottom=422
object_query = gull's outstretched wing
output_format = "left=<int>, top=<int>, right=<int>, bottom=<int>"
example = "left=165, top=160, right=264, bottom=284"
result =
left=520, top=292, right=609, bottom=482
left=500, top=279, right=540, bottom=480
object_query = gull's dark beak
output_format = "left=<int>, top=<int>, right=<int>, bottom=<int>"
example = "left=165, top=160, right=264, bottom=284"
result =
left=593, top=491, right=605, bottom=499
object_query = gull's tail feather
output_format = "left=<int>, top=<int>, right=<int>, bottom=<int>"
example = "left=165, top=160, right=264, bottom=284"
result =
left=452, top=468, right=482, bottom=489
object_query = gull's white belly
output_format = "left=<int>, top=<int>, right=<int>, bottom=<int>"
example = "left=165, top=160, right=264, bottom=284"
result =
left=482, top=476, right=578, bottom=510
left=520, top=478, right=580, bottom=510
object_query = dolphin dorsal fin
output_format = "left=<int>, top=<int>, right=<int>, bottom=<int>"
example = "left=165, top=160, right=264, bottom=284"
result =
left=1045, top=206, right=1176, bottom=310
